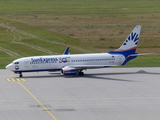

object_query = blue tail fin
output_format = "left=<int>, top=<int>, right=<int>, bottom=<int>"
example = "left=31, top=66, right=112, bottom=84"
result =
left=109, top=25, right=141, bottom=56
left=109, top=25, right=141, bottom=65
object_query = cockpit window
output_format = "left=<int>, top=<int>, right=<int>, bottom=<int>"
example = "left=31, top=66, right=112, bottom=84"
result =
left=14, top=62, right=19, bottom=64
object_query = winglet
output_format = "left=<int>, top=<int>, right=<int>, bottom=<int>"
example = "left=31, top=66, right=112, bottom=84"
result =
left=63, top=46, right=70, bottom=55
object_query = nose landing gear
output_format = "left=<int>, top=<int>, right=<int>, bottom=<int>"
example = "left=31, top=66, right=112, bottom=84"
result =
left=19, top=74, right=23, bottom=77
left=14, top=72, right=23, bottom=78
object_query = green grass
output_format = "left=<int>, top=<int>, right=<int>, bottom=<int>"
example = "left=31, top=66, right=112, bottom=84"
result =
left=0, top=0, right=160, bottom=15
left=0, top=51, right=10, bottom=57
left=125, top=56, right=160, bottom=67
left=0, top=50, right=14, bottom=68
left=0, top=0, right=160, bottom=68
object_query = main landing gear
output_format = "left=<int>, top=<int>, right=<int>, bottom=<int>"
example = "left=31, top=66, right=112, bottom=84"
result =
left=78, top=72, right=84, bottom=76
left=78, top=69, right=84, bottom=76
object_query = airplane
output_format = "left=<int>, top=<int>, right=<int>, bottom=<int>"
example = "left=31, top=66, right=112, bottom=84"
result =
left=6, top=25, right=142, bottom=77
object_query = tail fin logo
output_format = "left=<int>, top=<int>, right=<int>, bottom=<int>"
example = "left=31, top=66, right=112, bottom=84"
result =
left=109, top=25, right=141, bottom=54
left=123, top=32, right=139, bottom=46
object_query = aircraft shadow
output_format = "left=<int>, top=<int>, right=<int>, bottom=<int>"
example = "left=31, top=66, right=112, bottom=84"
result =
left=18, top=70, right=160, bottom=82
left=83, top=70, right=160, bottom=81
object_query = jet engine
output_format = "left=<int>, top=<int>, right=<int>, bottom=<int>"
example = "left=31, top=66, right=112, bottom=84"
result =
left=61, top=66, right=78, bottom=75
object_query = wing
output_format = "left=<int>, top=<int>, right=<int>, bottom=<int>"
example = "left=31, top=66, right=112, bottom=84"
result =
left=61, top=65, right=118, bottom=75
left=67, top=65, right=118, bottom=69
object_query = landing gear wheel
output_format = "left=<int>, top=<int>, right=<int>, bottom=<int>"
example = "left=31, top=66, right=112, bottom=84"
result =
left=19, top=74, right=23, bottom=77
left=78, top=72, right=84, bottom=76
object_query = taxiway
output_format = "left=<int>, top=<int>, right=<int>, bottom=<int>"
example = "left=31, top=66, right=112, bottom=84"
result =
left=1, top=67, right=160, bottom=120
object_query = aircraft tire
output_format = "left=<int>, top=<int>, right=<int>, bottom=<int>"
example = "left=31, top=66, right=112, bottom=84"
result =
left=19, top=74, right=23, bottom=77
left=78, top=72, right=84, bottom=76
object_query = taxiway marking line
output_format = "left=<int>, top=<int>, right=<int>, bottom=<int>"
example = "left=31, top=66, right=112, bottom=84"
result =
left=10, top=75, right=58, bottom=120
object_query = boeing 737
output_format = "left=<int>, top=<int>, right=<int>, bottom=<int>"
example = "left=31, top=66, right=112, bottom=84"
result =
left=6, top=25, right=142, bottom=77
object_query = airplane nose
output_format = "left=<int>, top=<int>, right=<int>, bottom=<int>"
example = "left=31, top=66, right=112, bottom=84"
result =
left=6, top=64, right=13, bottom=70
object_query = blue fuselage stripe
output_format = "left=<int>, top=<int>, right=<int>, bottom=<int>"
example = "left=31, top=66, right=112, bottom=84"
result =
left=14, top=69, right=61, bottom=74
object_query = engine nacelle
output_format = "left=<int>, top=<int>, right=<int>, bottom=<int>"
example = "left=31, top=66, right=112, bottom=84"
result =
left=61, top=66, right=77, bottom=75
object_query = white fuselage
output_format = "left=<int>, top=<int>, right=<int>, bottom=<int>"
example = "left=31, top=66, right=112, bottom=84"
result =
left=6, top=53, right=125, bottom=74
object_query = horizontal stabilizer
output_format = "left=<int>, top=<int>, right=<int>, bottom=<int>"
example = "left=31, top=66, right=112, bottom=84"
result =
left=129, top=53, right=153, bottom=56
